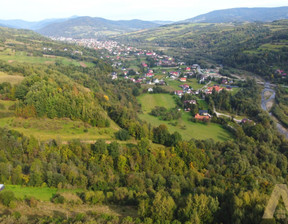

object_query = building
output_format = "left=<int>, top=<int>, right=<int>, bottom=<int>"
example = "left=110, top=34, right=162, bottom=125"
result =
left=0, top=184, right=4, bottom=191
left=180, top=77, right=187, bottom=82
left=195, top=113, right=211, bottom=121
left=184, top=100, right=197, bottom=105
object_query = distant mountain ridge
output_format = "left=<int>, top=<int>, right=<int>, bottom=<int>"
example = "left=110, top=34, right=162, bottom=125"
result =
left=184, top=7, right=288, bottom=23
left=0, top=17, right=77, bottom=30
left=36, top=16, right=161, bottom=38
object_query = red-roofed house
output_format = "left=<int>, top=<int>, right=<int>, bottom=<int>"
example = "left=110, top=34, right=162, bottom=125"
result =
left=206, top=85, right=224, bottom=94
left=195, top=113, right=211, bottom=121
left=146, top=73, right=154, bottom=77
left=180, top=77, right=187, bottom=82
left=174, top=90, right=184, bottom=96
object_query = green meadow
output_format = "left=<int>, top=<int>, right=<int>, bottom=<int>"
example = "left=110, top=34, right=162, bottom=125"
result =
left=4, top=185, right=81, bottom=201
left=138, top=93, right=233, bottom=141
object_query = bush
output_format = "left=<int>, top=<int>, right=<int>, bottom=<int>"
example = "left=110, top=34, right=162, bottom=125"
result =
left=115, top=129, right=130, bottom=141
left=50, top=193, right=65, bottom=204
left=0, top=191, right=16, bottom=207
left=25, top=196, right=38, bottom=207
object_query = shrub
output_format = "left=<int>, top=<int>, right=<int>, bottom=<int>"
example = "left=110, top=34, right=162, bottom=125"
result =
left=50, top=193, right=65, bottom=204
left=115, top=129, right=130, bottom=141
left=0, top=191, right=16, bottom=207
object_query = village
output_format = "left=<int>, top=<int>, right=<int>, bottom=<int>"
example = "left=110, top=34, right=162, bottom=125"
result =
left=51, top=37, right=251, bottom=123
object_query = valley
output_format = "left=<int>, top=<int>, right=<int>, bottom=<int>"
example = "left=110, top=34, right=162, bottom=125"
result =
left=0, top=7, right=288, bottom=223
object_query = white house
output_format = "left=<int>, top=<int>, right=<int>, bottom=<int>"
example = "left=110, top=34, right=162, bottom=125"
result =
left=0, top=184, right=4, bottom=191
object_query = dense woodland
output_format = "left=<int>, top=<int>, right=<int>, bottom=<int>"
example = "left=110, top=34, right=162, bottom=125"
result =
left=0, top=26, right=288, bottom=223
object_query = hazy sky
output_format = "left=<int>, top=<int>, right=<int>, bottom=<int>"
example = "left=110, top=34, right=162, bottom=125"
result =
left=1, top=0, right=287, bottom=21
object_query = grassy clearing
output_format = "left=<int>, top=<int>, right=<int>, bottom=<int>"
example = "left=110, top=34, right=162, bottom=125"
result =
left=139, top=112, right=232, bottom=141
left=0, top=71, right=24, bottom=85
left=165, top=79, right=205, bottom=91
left=4, top=185, right=66, bottom=201
left=138, top=93, right=176, bottom=113
left=2, top=185, right=137, bottom=218
left=0, top=100, right=15, bottom=111
left=0, top=117, right=118, bottom=142
left=0, top=50, right=94, bottom=67
left=137, top=93, right=232, bottom=141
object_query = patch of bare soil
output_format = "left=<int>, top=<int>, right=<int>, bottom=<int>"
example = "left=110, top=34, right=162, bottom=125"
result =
left=45, top=61, right=54, bottom=64
left=266, top=100, right=274, bottom=111
left=80, top=62, right=87, bottom=68
left=264, top=91, right=273, bottom=100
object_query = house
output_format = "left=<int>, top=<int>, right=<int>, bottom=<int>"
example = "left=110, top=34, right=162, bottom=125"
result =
left=241, top=118, right=254, bottom=124
left=154, top=79, right=160, bottom=84
left=180, top=77, right=187, bottom=82
left=146, top=52, right=154, bottom=56
left=199, top=110, right=209, bottom=116
left=221, top=79, right=228, bottom=84
left=148, top=88, right=153, bottom=92
left=180, top=84, right=190, bottom=89
left=159, top=80, right=166, bottom=85
left=146, top=73, right=154, bottom=78
left=206, top=85, right=224, bottom=94
left=186, top=67, right=191, bottom=71
left=184, top=100, right=197, bottom=105
left=174, top=90, right=184, bottom=97
left=0, top=184, right=4, bottom=191
left=170, top=71, right=180, bottom=77
left=195, top=113, right=211, bottom=121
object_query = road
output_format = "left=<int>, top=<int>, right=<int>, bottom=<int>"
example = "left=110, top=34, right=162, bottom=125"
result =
left=213, top=107, right=242, bottom=123
left=261, top=82, right=288, bottom=139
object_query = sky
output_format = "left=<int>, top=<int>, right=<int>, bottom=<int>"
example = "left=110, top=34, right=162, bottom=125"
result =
left=0, top=0, right=287, bottom=21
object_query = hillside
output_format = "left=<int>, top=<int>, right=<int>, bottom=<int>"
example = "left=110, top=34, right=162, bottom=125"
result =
left=115, top=20, right=288, bottom=82
left=37, top=16, right=160, bottom=38
left=1, top=21, right=288, bottom=224
left=184, top=6, right=288, bottom=23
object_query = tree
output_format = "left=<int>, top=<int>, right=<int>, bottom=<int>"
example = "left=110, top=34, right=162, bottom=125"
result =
left=151, top=191, right=176, bottom=221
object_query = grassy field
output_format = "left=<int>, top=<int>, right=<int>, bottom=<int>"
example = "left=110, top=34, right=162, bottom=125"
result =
left=0, top=117, right=119, bottom=142
left=3, top=185, right=81, bottom=201
left=137, top=93, right=233, bottom=141
left=0, top=71, right=24, bottom=85
left=0, top=49, right=94, bottom=67
left=138, top=93, right=176, bottom=113
left=139, top=112, right=232, bottom=141
left=2, top=185, right=137, bottom=218
left=165, top=79, right=205, bottom=91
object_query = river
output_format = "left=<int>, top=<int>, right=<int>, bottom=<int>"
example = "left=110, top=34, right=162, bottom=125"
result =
left=261, top=82, right=288, bottom=139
